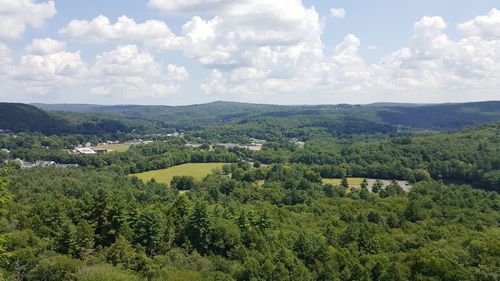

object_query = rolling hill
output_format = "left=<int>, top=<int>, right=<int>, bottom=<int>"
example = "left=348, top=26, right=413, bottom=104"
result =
left=33, top=100, right=500, bottom=132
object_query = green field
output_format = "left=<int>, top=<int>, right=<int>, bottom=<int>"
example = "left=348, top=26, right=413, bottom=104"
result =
left=322, top=177, right=365, bottom=185
left=132, top=163, right=227, bottom=184
left=92, top=143, right=131, bottom=152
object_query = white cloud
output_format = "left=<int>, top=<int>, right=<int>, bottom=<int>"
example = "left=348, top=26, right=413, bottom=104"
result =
left=458, top=8, right=500, bottom=39
left=88, top=45, right=188, bottom=98
left=201, top=9, right=500, bottom=102
left=0, top=0, right=56, bottom=39
left=90, top=86, right=110, bottom=96
left=25, top=38, right=66, bottom=55
left=0, top=42, right=189, bottom=101
left=148, top=0, right=233, bottom=13
left=60, top=15, right=177, bottom=44
left=0, top=43, right=12, bottom=66
left=92, top=45, right=161, bottom=76
left=17, top=38, right=86, bottom=81
left=330, top=8, right=346, bottom=19
left=179, top=0, right=325, bottom=98
left=167, top=64, right=189, bottom=81
left=377, top=15, right=500, bottom=94
left=17, top=51, right=86, bottom=80
left=3, top=2, right=500, bottom=104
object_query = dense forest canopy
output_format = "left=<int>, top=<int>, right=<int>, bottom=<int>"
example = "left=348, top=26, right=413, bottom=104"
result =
left=0, top=101, right=499, bottom=280
left=32, top=101, right=500, bottom=132
left=0, top=103, right=158, bottom=136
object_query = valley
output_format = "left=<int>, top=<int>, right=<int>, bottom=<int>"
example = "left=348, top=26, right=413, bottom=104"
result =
left=0, top=101, right=498, bottom=281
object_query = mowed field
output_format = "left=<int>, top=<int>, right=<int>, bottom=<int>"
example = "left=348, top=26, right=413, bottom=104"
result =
left=322, top=177, right=365, bottom=186
left=91, top=143, right=131, bottom=152
left=132, top=163, right=227, bottom=184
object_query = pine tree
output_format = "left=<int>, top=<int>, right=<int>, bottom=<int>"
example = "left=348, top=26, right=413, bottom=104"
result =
left=185, top=202, right=211, bottom=255
left=55, top=219, right=77, bottom=256
left=74, top=220, right=94, bottom=259
left=132, top=209, right=165, bottom=256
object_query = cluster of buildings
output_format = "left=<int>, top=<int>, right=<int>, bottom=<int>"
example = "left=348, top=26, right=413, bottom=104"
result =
left=16, top=159, right=78, bottom=169
left=166, top=132, right=184, bottom=137
left=185, top=138, right=307, bottom=152
left=127, top=139, right=154, bottom=145
left=290, top=138, right=305, bottom=148
left=73, top=147, right=108, bottom=155
left=0, top=129, right=16, bottom=138
left=217, top=138, right=267, bottom=151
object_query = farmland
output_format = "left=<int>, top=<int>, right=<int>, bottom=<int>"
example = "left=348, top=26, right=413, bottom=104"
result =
left=132, top=162, right=228, bottom=184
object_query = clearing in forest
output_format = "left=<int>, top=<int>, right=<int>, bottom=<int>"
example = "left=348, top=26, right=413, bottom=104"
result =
left=132, top=163, right=227, bottom=184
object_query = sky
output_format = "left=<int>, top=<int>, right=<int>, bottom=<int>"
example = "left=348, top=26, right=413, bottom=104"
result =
left=0, top=0, right=500, bottom=105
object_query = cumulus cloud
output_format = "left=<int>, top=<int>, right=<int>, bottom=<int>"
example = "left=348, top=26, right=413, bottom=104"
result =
left=16, top=38, right=86, bottom=81
left=458, top=8, right=500, bottom=39
left=148, top=0, right=233, bottom=13
left=201, top=8, right=500, bottom=102
left=0, top=0, right=56, bottom=39
left=58, top=0, right=325, bottom=99
left=377, top=15, right=500, bottom=94
left=92, top=45, right=161, bottom=76
left=176, top=0, right=325, bottom=98
left=3, top=1, right=500, bottom=103
left=0, top=40, right=86, bottom=98
left=167, top=64, right=189, bottom=81
left=25, top=38, right=66, bottom=55
left=88, top=45, right=188, bottom=98
left=60, top=15, right=177, bottom=44
left=0, top=43, right=12, bottom=66
left=0, top=41, right=189, bottom=100
left=90, top=86, right=110, bottom=97
left=330, top=8, right=346, bottom=19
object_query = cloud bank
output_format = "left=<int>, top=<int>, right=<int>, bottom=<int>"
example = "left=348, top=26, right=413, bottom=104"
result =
left=0, top=1, right=499, bottom=104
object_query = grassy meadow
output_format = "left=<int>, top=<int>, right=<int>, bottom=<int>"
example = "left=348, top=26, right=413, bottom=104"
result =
left=132, top=163, right=227, bottom=184
left=322, top=177, right=365, bottom=186
left=92, top=143, right=131, bottom=152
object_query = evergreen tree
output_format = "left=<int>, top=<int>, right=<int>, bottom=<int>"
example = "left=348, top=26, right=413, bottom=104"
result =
left=185, top=202, right=212, bottom=255
left=74, top=220, right=94, bottom=259
left=341, top=177, right=349, bottom=189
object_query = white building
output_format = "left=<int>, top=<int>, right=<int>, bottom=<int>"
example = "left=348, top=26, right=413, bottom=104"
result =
left=75, top=147, right=97, bottom=155
left=35, top=160, right=56, bottom=167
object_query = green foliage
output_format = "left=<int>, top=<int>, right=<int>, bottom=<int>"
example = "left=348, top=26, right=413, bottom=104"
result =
left=27, top=255, right=81, bottom=281
left=0, top=103, right=156, bottom=136
left=171, top=176, right=196, bottom=190
left=78, top=264, right=142, bottom=281
left=1, top=103, right=500, bottom=280
left=2, top=163, right=498, bottom=280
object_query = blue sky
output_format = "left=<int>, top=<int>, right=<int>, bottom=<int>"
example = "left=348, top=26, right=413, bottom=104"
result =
left=0, top=0, right=499, bottom=105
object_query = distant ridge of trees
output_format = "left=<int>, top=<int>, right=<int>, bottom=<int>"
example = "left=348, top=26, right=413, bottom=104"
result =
left=32, top=100, right=500, bottom=132
left=0, top=102, right=156, bottom=135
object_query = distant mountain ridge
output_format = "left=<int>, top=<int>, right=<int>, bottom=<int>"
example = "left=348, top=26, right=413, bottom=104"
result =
left=1, top=100, right=498, bottom=134
left=0, top=102, right=155, bottom=135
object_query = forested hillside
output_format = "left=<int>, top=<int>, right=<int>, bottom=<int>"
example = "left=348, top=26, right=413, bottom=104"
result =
left=376, top=101, right=500, bottom=129
left=0, top=103, right=64, bottom=133
left=0, top=103, right=157, bottom=136
left=0, top=101, right=499, bottom=280
left=0, top=164, right=498, bottom=280
left=34, top=101, right=500, bottom=132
